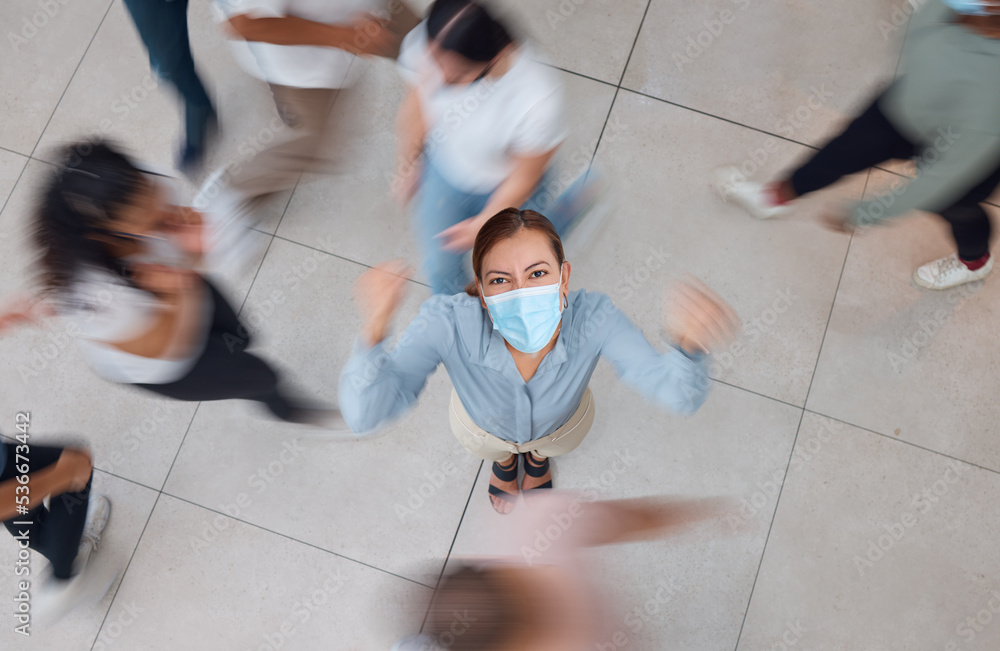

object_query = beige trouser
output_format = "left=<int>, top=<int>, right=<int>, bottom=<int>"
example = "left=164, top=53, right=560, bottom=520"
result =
left=449, top=388, right=596, bottom=462
left=225, top=84, right=342, bottom=199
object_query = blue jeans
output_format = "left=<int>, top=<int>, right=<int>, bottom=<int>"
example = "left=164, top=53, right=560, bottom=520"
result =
left=414, top=159, right=590, bottom=295
left=122, top=0, right=215, bottom=149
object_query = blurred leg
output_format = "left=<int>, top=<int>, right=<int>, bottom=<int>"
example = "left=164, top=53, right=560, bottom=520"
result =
left=122, top=0, right=215, bottom=152
left=224, top=85, right=341, bottom=199
left=413, top=160, right=490, bottom=295
left=2, top=445, right=91, bottom=580
left=787, top=91, right=918, bottom=197
left=938, top=158, right=1000, bottom=260
left=133, top=279, right=297, bottom=420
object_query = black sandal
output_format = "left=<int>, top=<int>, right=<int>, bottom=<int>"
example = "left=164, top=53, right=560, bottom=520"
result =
left=521, top=451, right=553, bottom=491
left=488, top=456, right=519, bottom=514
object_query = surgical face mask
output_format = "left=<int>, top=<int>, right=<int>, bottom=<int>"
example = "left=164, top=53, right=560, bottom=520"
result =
left=481, top=267, right=564, bottom=354
left=943, top=0, right=992, bottom=16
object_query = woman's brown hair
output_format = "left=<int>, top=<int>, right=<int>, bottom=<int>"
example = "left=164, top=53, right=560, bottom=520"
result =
left=465, top=208, right=565, bottom=297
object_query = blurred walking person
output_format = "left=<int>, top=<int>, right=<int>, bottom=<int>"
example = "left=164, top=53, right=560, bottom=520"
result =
left=391, top=493, right=733, bottom=650
left=0, top=141, right=344, bottom=429
left=1, top=434, right=113, bottom=627
left=394, top=0, right=605, bottom=295
left=197, top=0, right=418, bottom=271
left=715, top=0, right=1000, bottom=290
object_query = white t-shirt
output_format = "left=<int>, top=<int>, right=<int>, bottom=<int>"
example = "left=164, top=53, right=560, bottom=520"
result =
left=215, top=0, right=383, bottom=89
left=60, top=262, right=211, bottom=386
left=397, top=22, right=567, bottom=193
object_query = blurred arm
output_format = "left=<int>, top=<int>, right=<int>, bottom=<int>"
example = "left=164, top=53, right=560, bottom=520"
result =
left=0, top=449, right=92, bottom=522
left=477, top=149, right=556, bottom=223
left=227, top=14, right=398, bottom=56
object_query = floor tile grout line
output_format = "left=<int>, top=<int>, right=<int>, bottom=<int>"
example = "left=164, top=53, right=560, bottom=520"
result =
left=0, top=145, right=30, bottom=160
left=27, top=0, right=115, bottom=161
left=419, top=460, right=485, bottom=635
left=87, top=489, right=168, bottom=651
left=731, top=408, right=807, bottom=651
left=542, top=62, right=619, bottom=89
left=732, top=174, right=862, bottom=650
left=0, top=160, right=33, bottom=230
left=235, top=231, right=280, bottom=317
left=800, top=408, right=1000, bottom=478
left=91, top=466, right=163, bottom=494
left=156, top=402, right=203, bottom=494
left=234, top=184, right=300, bottom=316
left=265, top=232, right=434, bottom=289
left=706, top=378, right=805, bottom=412
left=616, top=0, right=653, bottom=90
left=158, top=492, right=434, bottom=589
left=581, top=0, right=653, bottom=171
left=618, top=85, right=842, bottom=154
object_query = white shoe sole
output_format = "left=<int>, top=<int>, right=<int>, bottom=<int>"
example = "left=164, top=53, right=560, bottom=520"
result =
left=912, top=258, right=993, bottom=290
left=712, top=165, right=789, bottom=220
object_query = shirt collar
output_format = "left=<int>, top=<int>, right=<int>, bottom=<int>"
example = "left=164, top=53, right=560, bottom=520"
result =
left=472, top=294, right=574, bottom=379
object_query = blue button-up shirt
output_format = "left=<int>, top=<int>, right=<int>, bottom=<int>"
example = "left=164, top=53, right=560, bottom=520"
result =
left=339, top=290, right=711, bottom=442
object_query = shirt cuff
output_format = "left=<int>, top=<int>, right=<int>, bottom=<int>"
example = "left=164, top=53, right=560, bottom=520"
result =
left=659, top=331, right=706, bottom=363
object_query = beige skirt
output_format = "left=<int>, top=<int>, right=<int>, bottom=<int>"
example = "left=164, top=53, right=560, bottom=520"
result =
left=448, top=387, right=595, bottom=461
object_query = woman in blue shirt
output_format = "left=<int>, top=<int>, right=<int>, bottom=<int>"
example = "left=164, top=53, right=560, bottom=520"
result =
left=340, top=209, right=737, bottom=513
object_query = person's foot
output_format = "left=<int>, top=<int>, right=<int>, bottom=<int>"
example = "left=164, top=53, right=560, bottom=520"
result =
left=34, top=495, right=114, bottom=627
left=521, top=451, right=553, bottom=493
left=33, top=563, right=118, bottom=627
left=713, top=166, right=790, bottom=220
left=73, top=494, right=111, bottom=574
left=488, top=455, right=519, bottom=515
left=288, top=407, right=357, bottom=440
left=913, top=253, right=993, bottom=290
left=194, top=170, right=266, bottom=275
left=178, top=109, right=219, bottom=178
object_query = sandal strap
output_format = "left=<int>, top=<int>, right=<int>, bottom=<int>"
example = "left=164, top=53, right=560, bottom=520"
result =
left=523, top=479, right=552, bottom=491
left=491, top=458, right=518, bottom=482
left=488, top=483, right=518, bottom=503
left=521, top=452, right=550, bottom=478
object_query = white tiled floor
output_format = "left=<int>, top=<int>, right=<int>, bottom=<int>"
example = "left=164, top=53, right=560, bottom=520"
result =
left=1, top=1, right=999, bottom=649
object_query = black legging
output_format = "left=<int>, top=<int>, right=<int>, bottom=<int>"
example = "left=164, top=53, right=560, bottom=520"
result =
left=135, top=279, right=298, bottom=421
left=789, top=91, right=1000, bottom=261
left=2, top=444, right=92, bottom=580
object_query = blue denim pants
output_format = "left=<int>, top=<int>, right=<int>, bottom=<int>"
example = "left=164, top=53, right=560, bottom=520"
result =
left=414, top=158, right=589, bottom=295
left=122, top=0, right=215, bottom=149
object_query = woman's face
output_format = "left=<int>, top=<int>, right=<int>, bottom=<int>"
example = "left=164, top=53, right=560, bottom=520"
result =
left=105, top=175, right=174, bottom=238
left=429, top=42, right=492, bottom=85
left=479, top=228, right=570, bottom=301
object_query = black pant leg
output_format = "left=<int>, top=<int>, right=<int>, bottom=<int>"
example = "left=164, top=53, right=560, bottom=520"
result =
left=2, top=444, right=91, bottom=580
left=936, top=153, right=1000, bottom=260
left=203, top=278, right=252, bottom=351
left=135, top=334, right=296, bottom=421
left=789, top=91, right=919, bottom=196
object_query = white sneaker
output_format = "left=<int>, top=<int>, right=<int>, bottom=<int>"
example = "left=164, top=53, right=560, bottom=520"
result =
left=194, top=168, right=264, bottom=275
left=912, top=253, right=993, bottom=290
left=713, top=166, right=790, bottom=220
left=73, top=494, right=111, bottom=573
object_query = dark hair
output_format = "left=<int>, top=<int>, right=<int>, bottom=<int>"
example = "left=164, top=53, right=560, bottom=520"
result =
left=466, top=208, right=565, bottom=297
left=32, top=140, right=146, bottom=294
left=427, top=0, right=514, bottom=62
left=424, top=565, right=539, bottom=651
